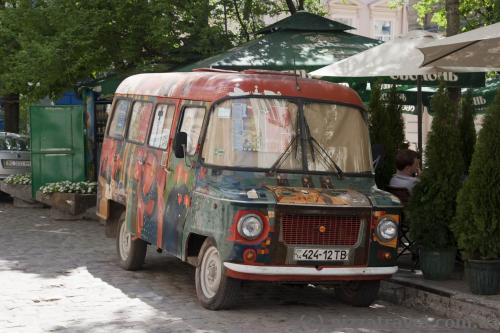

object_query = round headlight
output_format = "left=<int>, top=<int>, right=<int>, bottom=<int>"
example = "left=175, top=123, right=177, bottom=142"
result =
left=376, top=217, right=398, bottom=241
left=237, top=214, right=263, bottom=240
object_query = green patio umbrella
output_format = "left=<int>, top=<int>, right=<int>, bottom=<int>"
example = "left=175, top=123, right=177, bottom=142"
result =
left=177, top=12, right=381, bottom=72
left=471, top=77, right=500, bottom=113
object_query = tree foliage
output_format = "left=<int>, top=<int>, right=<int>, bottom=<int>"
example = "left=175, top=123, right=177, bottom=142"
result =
left=452, top=90, right=500, bottom=260
left=408, top=84, right=464, bottom=250
left=459, top=91, right=476, bottom=174
left=368, top=83, right=406, bottom=189
left=0, top=0, right=324, bottom=101
left=413, top=0, right=500, bottom=30
left=213, top=0, right=325, bottom=42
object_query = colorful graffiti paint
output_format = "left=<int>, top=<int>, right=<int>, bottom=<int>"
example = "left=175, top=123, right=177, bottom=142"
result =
left=97, top=71, right=402, bottom=286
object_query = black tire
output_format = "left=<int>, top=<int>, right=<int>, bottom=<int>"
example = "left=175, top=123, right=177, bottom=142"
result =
left=195, top=238, right=241, bottom=310
left=336, top=280, right=380, bottom=307
left=116, top=212, right=147, bottom=271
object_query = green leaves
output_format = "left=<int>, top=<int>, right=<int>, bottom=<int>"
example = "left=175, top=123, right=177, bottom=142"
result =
left=413, top=0, right=498, bottom=30
left=452, top=89, right=500, bottom=259
left=408, top=84, right=464, bottom=250
left=39, top=180, right=97, bottom=194
left=369, top=83, right=406, bottom=189
left=460, top=91, right=476, bottom=174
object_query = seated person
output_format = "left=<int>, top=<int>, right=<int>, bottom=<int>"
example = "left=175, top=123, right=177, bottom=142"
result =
left=389, top=149, right=421, bottom=194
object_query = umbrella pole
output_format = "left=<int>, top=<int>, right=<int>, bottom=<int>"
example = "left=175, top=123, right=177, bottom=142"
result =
left=417, top=75, right=423, bottom=164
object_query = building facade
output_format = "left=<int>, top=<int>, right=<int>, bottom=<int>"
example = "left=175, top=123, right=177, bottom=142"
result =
left=325, top=0, right=409, bottom=41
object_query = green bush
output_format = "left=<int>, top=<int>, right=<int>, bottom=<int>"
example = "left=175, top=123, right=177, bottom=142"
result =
left=369, top=83, right=405, bottom=189
left=460, top=91, right=476, bottom=174
left=408, top=84, right=464, bottom=250
left=452, top=89, right=500, bottom=260
left=4, top=174, right=31, bottom=185
left=39, top=180, right=97, bottom=194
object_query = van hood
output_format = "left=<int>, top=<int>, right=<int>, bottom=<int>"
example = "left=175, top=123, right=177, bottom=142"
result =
left=265, top=186, right=371, bottom=207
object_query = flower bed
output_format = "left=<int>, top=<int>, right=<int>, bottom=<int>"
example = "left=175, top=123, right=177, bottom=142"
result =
left=0, top=174, right=38, bottom=206
left=36, top=181, right=97, bottom=218
left=3, top=174, right=32, bottom=185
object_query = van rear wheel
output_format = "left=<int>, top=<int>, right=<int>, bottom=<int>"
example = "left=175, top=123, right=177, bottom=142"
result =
left=116, top=213, right=147, bottom=271
left=195, top=238, right=240, bottom=310
left=336, top=280, right=380, bottom=307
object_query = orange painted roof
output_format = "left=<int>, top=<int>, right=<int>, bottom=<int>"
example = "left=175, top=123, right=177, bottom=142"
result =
left=115, top=70, right=364, bottom=108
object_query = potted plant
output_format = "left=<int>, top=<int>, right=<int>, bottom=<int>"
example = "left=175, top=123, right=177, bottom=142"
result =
left=452, top=89, right=500, bottom=295
left=0, top=174, right=41, bottom=207
left=407, top=85, right=464, bottom=280
left=36, top=180, right=97, bottom=219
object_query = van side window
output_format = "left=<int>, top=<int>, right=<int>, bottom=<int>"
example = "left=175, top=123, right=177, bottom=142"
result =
left=180, top=107, right=205, bottom=155
left=149, top=104, right=175, bottom=149
left=127, top=101, right=153, bottom=143
left=108, top=100, right=130, bottom=138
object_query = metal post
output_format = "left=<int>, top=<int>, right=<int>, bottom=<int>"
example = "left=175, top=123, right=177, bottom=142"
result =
left=417, top=75, right=423, bottom=162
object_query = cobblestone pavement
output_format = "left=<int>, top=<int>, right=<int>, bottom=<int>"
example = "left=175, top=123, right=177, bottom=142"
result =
left=0, top=202, right=496, bottom=333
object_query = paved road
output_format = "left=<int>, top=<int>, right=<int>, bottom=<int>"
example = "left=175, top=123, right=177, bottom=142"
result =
left=0, top=202, right=495, bottom=333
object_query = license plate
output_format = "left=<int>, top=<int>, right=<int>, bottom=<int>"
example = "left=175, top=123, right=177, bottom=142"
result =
left=294, top=248, right=349, bottom=261
left=4, top=160, right=31, bottom=168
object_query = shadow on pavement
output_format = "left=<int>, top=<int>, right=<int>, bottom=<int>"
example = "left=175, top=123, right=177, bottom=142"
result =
left=2, top=203, right=481, bottom=333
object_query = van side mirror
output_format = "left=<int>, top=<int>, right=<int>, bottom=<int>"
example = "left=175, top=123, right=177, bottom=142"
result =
left=174, top=131, right=188, bottom=158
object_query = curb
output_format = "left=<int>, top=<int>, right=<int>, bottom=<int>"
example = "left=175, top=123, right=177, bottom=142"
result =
left=379, top=277, right=500, bottom=330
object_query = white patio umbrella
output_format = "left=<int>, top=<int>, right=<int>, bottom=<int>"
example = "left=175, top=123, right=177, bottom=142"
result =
left=418, top=22, right=500, bottom=72
left=309, top=30, right=448, bottom=154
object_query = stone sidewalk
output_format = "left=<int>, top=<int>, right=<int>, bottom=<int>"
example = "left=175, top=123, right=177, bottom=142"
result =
left=0, top=202, right=497, bottom=333
left=380, top=268, right=500, bottom=330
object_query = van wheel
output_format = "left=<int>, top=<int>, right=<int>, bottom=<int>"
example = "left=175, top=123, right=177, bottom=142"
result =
left=195, top=238, right=240, bottom=310
left=336, top=280, right=380, bottom=307
left=116, top=213, right=147, bottom=271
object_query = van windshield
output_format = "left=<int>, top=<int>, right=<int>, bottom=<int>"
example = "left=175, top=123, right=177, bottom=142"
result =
left=202, top=98, right=372, bottom=173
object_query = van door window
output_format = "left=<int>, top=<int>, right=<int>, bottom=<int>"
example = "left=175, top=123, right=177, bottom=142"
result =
left=127, top=101, right=154, bottom=143
left=108, top=100, right=131, bottom=138
left=180, top=107, right=205, bottom=155
left=149, top=104, right=175, bottom=149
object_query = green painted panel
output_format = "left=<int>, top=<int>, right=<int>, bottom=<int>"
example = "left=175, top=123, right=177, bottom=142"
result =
left=30, top=105, right=85, bottom=196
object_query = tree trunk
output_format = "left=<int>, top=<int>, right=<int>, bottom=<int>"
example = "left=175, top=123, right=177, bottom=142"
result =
left=285, top=0, right=297, bottom=14
left=3, top=93, right=20, bottom=133
left=446, top=0, right=460, bottom=104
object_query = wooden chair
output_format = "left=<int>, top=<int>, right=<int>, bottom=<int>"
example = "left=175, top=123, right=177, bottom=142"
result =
left=386, top=186, right=418, bottom=262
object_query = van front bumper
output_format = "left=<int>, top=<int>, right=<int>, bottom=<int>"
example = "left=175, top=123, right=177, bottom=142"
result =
left=224, top=262, right=398, bottom=282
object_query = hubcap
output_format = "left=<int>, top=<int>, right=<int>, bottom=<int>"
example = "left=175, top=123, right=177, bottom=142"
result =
left=200, top=246, right=222, bottom=299
left=119, top=221, right=131, bottom=262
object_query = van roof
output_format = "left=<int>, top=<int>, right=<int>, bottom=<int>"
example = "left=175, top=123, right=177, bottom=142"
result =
left=115, top=70, right=364, bottom=108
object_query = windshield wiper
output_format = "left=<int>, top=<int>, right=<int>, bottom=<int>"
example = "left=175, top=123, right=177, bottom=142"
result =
left=267, top=134, right=299, bottom=175
left=303, top=120, right=344, bottom=179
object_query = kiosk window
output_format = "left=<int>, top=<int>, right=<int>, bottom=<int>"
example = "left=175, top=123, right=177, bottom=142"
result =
left=108, top=100, right=130, bottom=138
left=180, top=107, right=205, bottom=155
left=149, top=104, right=175, bottom=149
left=127, top=101, right=153, bottom=143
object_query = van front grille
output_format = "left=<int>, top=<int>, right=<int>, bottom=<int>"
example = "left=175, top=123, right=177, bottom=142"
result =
left=280, top=214, right=361, bottom=246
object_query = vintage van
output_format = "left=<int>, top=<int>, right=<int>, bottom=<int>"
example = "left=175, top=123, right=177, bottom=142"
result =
left=97, top=70, right=401, bottom=310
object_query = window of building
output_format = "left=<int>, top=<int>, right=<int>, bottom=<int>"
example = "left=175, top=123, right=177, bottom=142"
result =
left=180, top=107, right=206, bottom=155
left=127, top=101, right=153, bottom=143
left=374, top=20, right=393, bottom=41
left=149, top=104, right=175, bottom=149
left=108, top=99, right=130, bottom=138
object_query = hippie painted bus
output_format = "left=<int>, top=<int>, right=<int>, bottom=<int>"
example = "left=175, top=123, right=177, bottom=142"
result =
left=97, top=69, right=401, bottom=310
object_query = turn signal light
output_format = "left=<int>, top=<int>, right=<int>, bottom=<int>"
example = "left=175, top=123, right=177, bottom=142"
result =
left=377, top=250, right=393, bottom=261
left=243, top=248, right=257, bottom=263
